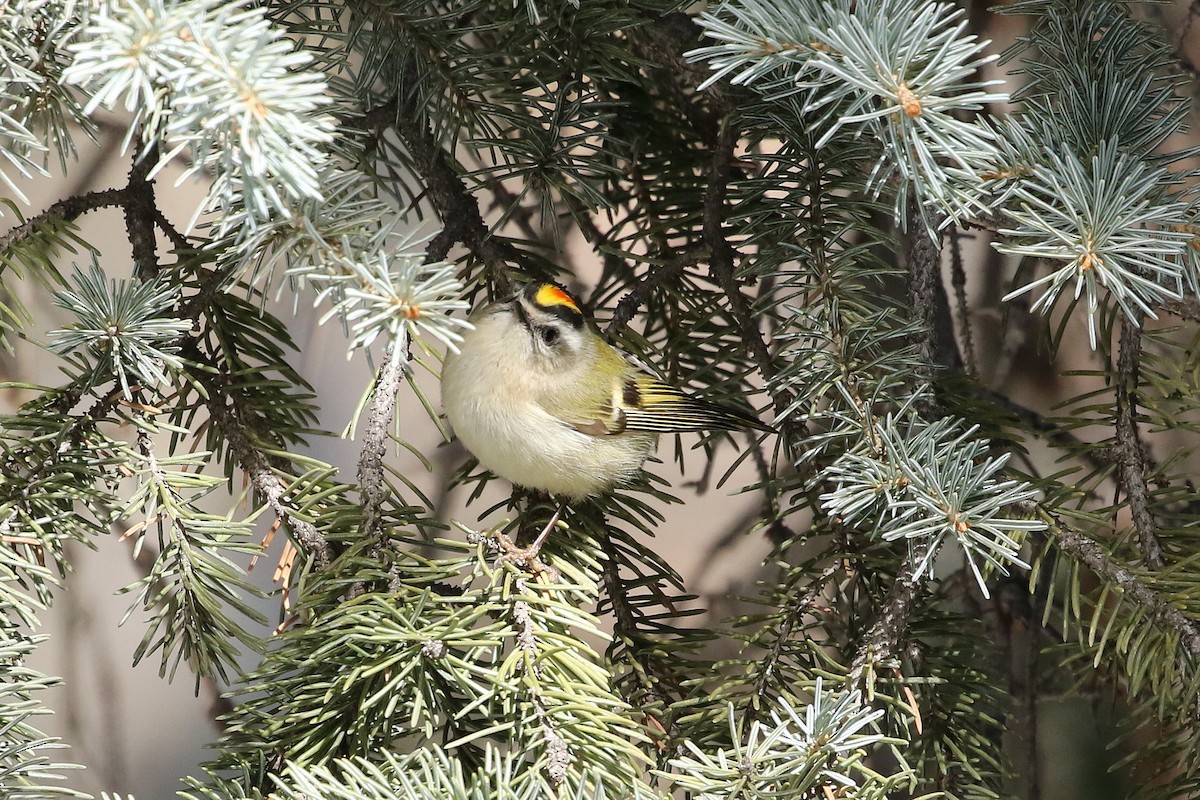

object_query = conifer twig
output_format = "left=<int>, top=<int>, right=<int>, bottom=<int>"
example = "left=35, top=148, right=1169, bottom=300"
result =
left=905, top=207, right=955, bottom=392
left=597, top=530, right=679, bottom=720
left=1033, top=503, right=1200, bottom=665
left=206, top=394, right=333, bottom=569
left=0, top=187, right=131, bottom=251
left=510, top=593, right=571, bottom=787
left=849, top=540, right=932, bottom=686
left=1114, top=315, right=1165, bottom=568
left=358, top=339, right=407, bottom=549
left=151, top=207, right=191, bottom=251
left=385, top=93, right=519, bottom=293
left=605, top=254, right=695, bottom=335
left=1162, top=297, right=1200, bottom=322
left=753, top=562, right=842, bottom=705
left=124, top=146, right=159, bottom=279
left=703, top=123, right=798, bottom=440
left=980, top=388, right=1108, bottom=475
left=851, top=214, right=951, bottom=683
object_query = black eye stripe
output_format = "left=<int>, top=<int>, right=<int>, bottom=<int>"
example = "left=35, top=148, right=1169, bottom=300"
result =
left=542, top=303, right=584, bottom=329
left=539, top=325, right=560, bottom=345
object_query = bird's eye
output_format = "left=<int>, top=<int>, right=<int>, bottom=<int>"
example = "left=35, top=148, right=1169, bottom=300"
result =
left=539, top=326, right=560, bottom=346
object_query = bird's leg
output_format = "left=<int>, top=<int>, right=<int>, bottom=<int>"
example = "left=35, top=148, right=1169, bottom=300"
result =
left=528, top=499, right=567, bottom=554
left=495, top=498, right=568, bottom=568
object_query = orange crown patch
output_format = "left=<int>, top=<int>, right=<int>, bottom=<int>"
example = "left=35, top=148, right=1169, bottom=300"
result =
left=534, top=284, right=581, bottom=314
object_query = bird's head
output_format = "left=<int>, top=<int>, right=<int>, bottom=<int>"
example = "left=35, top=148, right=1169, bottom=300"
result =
left=508, top=282, right=590, bottom=365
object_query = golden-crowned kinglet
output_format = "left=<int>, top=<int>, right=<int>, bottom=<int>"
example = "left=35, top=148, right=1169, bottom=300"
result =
left=442, top=281, right=771, bottom=555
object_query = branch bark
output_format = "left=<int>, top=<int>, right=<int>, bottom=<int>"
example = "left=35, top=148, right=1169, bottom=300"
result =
left=0, top=187, right=130, bottom=251
left=1035, top=503, right=1200, bottom=662
left=124, top=146, right=159, bottom=279
left=1114, top=315, right=1165, bottom=568
left=384, top=98, right=520, bottom=294
left=357, top=339, right=408, bottom=549
left=207, top=394, right=333, bottom=569
left=849, top=539, right=933, bottom=685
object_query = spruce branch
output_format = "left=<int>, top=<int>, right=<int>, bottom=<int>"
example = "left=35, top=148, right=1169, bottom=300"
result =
left=845, top=211, right=948, bottom=684
left=997, top=140, right=1191, bottom=350
left=122, top=144, right=158, bottom=279
left=507, top=594, right=572, bottom=789
left=666, top=682, right=904, bottom=798
left=605, top=254, right=694, bottom=335
left=312, top=249, right=470, bottom=355
left=704, top=123, right=792, bottom=435
left=150, top=205, right=190, bottom=251
left=1114, top=315, right=1165, bottom=569
left=120, top=427, right=266, bottom=685
left=752, top=562, right=842, bottom=706
left=0, top=187, right=128, bottom=252
left=1033, top=503, right=1200, bottom=672
left=63, top=0, right=336, bottom=233
left=0, top=631, right=87, bottom=800
left=266, top=747, right=666, bottom=800
left=596, top=527, right=686, bottom=735
left=357, top=340, right=406, bottom=550
left=386, top=94, right=520, bottom=293
left=980, top=388, right=1109, bottom=476
left=904, top=205, right=955, bottom=396
left=204, top=388, right=332, bottom=569
left=309, top=246, right=469, bottom=552
left=47, top=261, right=190, bottom=399
left=0, top=382, right=121, bottom=629
left=849, top=541, right=931, bottom=687
left=1162, top=296, right=1200, bottom=322
left=688, top=0, right=1006, bottom=230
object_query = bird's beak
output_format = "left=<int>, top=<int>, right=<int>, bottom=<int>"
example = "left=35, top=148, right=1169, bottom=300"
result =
left=511, top=295, right=531, bottom=331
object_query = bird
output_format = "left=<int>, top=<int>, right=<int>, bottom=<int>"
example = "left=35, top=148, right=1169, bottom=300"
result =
left=440, top=280, right=773, bottom=558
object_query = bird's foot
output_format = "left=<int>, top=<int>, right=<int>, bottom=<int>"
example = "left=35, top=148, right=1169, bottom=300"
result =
left=493, top=531, right=554, bottom=575
left=467, top=502, right=568, bottom=577
left=494, top=534, right=547, bottom=566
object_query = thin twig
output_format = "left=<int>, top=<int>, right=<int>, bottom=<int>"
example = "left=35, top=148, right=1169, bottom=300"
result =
left=703, top=124, right=799, bottom=441
left=1162, top=296, right=1200, bottom=323
left=1034, top=503, right=1200, bottom=662
left=385, top=96, right=520, bottom=293
left=849, top=539, right=933, bottom=685
left=980, top=388, right=1109, bottom=476
left=151, top=206, right=192, bottom=251
left=115, top=502, right=234, bottom=729
left=124, top=145, right=160, bottom=280
left=509, top=587, right=571, bottom=788
left=357, top=339, right=408, bottom=548
left=0, top=187, right=131, bottom=251
left=605, top=253, right=696, bottom=336
left=598, top=531, right=678, bottom=711
left=752, top=562, right=842, bottom=706
left=1114, top=315, right=1165, bottom=568
left=206, top=394, right=333, bottom=568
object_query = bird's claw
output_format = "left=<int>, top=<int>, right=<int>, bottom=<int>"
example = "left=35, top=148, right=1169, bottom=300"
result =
left=491, top=531, right=556, bottom=577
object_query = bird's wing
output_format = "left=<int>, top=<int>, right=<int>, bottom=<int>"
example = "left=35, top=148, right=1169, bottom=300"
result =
left=565, top=371, right=772, bottom=436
